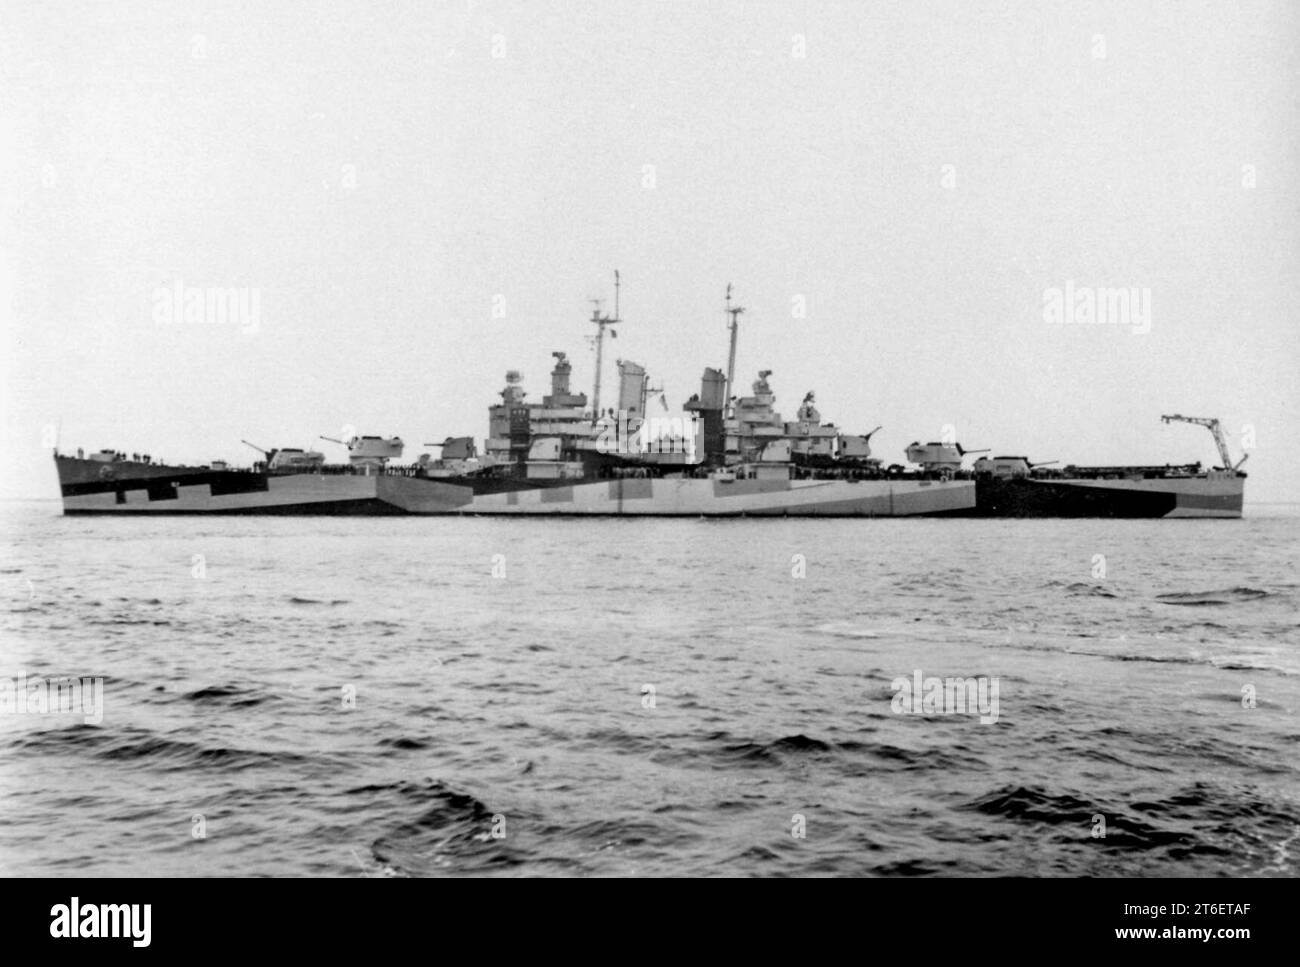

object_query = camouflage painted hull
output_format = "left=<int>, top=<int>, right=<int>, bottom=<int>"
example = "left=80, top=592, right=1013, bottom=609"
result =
left=54, top=456, right=1243, bottom=518
left=960, top=475, right=1244, bottom=518
left=55, top=457, right=974, bottom=516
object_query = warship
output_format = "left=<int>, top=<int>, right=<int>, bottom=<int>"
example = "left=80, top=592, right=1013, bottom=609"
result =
left=52, top=280, right=1246, bottom=518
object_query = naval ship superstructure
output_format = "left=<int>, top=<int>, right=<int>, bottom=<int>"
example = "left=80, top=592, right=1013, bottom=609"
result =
left=52, top=281, right=1246, bottom=517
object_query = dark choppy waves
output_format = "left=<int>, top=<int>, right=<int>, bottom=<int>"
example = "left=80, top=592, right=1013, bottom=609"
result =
left=1155, top=587, right=1273, bottom=606
left=2, top=508, right=1299, bottom=876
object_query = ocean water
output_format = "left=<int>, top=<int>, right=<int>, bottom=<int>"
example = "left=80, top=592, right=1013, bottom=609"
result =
left=1, top=501, right=1297, bottom=877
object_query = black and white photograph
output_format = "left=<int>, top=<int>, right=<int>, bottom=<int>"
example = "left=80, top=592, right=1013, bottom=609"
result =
left=1, top=0, right=1295, bottom=944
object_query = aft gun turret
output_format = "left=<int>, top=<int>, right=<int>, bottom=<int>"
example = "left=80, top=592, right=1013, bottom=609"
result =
left=972, top=455, right=1055, bottom=478
left=905, top=441, right=988, bottom=476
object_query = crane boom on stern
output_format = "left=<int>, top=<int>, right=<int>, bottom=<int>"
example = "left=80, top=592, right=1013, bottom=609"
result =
left=1160, top=414, right=1247, bottom=472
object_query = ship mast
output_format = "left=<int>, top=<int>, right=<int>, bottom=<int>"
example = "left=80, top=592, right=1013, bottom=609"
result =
left=590, top=270, right=621, bottom=418
left=724, top=283, right=744, bottom=415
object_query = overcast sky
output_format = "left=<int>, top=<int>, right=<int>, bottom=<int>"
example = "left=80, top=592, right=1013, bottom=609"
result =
left=3, top=0, right=1297, bottom=501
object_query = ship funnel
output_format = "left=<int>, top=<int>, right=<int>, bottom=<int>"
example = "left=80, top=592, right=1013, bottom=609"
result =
left=616, top=360, right=648, bottom=417
left=682, top=368, right=727, bottom=464
left=697, top=368, right=726, bottom=410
